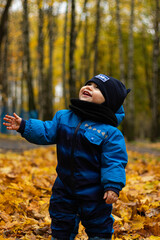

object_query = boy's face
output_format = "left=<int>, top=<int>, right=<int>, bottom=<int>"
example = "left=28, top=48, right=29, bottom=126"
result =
left=79, top=82, right=105, bottom=104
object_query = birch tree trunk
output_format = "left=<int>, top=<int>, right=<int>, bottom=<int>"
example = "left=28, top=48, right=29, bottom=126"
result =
left=151, top=0, right=160, bottom=141
left=126, top=0, right=135, bottom=141
left=115, top=0, right=125, bottom=84
left=62, top=1, right=69, bottom=108
left=37, top=0, right=44, bottom=119
left=22, top=0, right=36, bottom=114
left=69, top=0, right=77, bottom=98
left=93, top=0, right=101, bottom=75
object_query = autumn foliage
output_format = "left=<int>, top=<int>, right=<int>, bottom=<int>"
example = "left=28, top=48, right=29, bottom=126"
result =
left=0, top=144, right=160, bottom=240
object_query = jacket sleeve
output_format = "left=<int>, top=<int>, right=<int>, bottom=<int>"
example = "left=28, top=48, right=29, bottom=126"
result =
left=21, top=111, right=61, bottom=145
left=101, top=129, right=128, bottom=192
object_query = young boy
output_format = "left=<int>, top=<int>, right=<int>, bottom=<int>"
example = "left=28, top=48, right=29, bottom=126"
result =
left=3, top=74, right=130, bottom=240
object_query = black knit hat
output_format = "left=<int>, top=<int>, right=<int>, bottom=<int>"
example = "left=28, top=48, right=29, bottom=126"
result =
left=85, top=74, right=130, bottom=113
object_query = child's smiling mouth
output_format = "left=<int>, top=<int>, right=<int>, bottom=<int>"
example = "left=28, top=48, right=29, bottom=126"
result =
left=83, top=91, right=92, bottom=97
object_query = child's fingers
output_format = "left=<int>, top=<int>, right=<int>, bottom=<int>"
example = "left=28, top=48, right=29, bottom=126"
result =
left=3, top=122, right=13, bottom=130
left=3, top=122, right=17, bottom=130
left=106, top=195, right=118, bottom=204
left=104, top=191, right=118, bottom=204
left=3, top=122, right=11, bottom=127
left=3, top=117, right=13, bottom=123
left=6, top=126, right=14, bottom=130
left=4, top=115, right=15, bottom=120
left=103, top=192, right=108, bottom=200
left=13, top=113, right=20, bottom=119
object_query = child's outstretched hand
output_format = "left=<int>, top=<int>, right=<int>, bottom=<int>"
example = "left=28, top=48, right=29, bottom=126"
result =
left=3, top=113, right=22, bottom=131
left=103, top=190, right=118, bottom=204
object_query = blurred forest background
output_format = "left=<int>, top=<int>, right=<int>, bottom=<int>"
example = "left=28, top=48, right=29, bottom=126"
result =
left=0, top=0, right=159, bottom=141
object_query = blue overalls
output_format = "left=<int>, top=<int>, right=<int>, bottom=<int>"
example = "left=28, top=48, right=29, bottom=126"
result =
left=21, top=106, right=128, bottom=239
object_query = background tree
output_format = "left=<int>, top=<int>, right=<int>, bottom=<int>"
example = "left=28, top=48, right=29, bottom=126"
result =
left=93, top=0, right=101, bottom=75
left=83, top=0, right=89, bottom=83
left=69, top=0, right=77, bottom=99
left=106, top=3, right=116, bottom=77
left=0, top=0, right=13, bottom=132
left=141, top=27, right=152, bottom=106
left=115, top=0, right=125, bottom=84
left=126, top=0, right=135, bottom=141
left=62, top=0, right=69, bottom=108
left=0, top=0, right=160, bottom=141
left=0, top=21, right=9, bottom=133
left=37, top=0, right=44, bottom=119
left=22, top=0, right=36, bottom=116
left=42, top=2, right=55, bottom=120
left=0, top=0, right=13, bottom=46
left=151, top=0, right=160, bottom=141
left=2, top=22, right=9, bottom=109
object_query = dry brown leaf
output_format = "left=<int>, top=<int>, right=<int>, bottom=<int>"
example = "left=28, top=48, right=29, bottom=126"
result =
left=0, top=145, right=159, bottom=239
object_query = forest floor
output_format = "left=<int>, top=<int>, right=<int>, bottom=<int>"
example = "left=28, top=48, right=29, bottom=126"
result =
left=0, top=134, right=160, bottom=240
left=0, top=134, right=42, bottom=153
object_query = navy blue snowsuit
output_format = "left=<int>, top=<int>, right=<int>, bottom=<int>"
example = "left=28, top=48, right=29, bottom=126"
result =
left=21, top=106, right=128, bottom=239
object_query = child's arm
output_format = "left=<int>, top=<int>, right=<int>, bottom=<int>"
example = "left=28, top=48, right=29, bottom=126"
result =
left=101, top=129, right=128, bottom=201
left=3, top=113, right=22, bottom=131
left=3, top=111, right=61, bottom=145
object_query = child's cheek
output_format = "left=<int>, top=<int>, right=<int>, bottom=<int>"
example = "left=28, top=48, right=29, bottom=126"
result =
left=79, top=87, right=84, bottom=99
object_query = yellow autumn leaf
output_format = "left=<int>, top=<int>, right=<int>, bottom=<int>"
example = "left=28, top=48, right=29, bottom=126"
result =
left=149, top=236, right=160, bottom=240
left=131, top=218, right=144, bottom=230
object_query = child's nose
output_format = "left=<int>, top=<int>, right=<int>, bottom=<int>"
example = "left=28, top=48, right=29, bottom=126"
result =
left=86, top=85, right=93, bottom=90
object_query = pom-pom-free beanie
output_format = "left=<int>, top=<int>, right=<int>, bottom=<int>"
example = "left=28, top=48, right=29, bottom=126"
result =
left=85, top=74, right=130, bottom=113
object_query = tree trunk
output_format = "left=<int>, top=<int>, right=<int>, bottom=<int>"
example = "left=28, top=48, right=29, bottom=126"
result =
left=108, top=40, right=114, bottom=76
left=141, top=29, right=152, bottom=107
left=83, top=0, right=89, bottom=83
left=22, top=0, right=36, bottom=114
left=124, top=0, right=135, bottom=141
left=69, top=0, right=77, bottom=99
left=0, top=0, right=12, bottom=98
left=77, top=0, right=90, bottom=87
left=42, top=5, right=54, bottom=121
left=62, top=1, right=69, bottom=108
left=2, top=22, right=8, bottom=108
left=151, top=0, right=160, bottom=141
left=0, top=21, right=9, bottom=133
left=20, top=58, right=25, bottom=112
left=0, top=44, right=2, bottom=104
left=37, top=0, right=44, bottom=119
left=0, top=0, right=13, bottom=46
left=115, top=0, right=125, bottom=84
left=93, top=0, right=101, bottom=76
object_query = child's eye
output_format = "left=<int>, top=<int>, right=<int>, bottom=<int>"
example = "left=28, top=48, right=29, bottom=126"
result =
left=93, top=84, right=98, bottom=89
left=86, top=83, right=98, bottom=89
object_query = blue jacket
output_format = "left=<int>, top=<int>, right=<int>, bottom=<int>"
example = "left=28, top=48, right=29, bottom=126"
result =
left=22, top=106, right=128, bottom=200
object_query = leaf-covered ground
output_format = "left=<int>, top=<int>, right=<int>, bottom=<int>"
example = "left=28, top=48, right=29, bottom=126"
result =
left=0, top=143, right=160, bottom=240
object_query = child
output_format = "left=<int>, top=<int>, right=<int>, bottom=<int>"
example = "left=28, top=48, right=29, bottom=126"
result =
left=3, top=74, right=130, bottom=240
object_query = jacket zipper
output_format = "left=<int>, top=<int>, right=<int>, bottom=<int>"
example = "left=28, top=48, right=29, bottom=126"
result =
left=70, top=121, right=82, bottom=193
